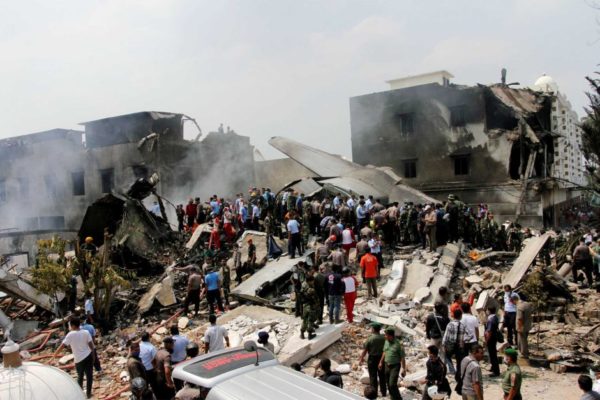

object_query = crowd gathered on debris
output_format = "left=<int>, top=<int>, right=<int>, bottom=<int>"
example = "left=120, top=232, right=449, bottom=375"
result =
left=9, top=186, right=600, bottom=400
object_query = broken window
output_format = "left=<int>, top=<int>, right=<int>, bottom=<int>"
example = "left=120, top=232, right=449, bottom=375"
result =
left=132, top=165, right=149, bottom=179
left=0, top=179, right=6, bottom=202
left=100, top=168, right=114, bottom=193
left=453, top=155, right=470, bottom=176
left=395, top=113, right=414, bottom=136
left=18, top=177, right=29, bottom=198
left=450, top=105, right=466, bottom=127
left=72, top=171, right=85, bottom=196
left=44, top=175, right=58, bottom=198
left=403, top=159, right=417, bottom=178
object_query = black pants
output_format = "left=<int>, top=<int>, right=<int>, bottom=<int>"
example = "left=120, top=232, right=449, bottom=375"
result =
left=184, top=289, right=200, bottom=313
left=145, top=369, right=158, bottom=396
left=75, top=353, right=94, bottom=398
left=368, top=355, right=386, bottom=397
left=487, top=339, right=500, bottom=375
left=574, top=259, right=594, bottom=286
left=289, top=233, right=302, bottom=258
left=504, top=311, right=517, bottom=346
left=207, top=289, right=224, bottom=314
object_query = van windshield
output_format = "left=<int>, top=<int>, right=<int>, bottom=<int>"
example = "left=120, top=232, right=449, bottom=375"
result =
left=182, top=348, right=275, bottom=379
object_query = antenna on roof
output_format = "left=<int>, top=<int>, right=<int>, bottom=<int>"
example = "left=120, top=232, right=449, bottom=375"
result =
left=501, top=68, right=507, bottom=85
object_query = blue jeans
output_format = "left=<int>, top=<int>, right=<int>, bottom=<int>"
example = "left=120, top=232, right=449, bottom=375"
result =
left=328, top=295, right=342, bottom=323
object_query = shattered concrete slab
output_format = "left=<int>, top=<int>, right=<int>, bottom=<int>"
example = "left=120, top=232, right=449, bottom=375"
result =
left=138, top=274, right=176, bottom=313
left=424, top=242, right=462, bottom=307
left=381, top=260, right=405, bottom=299
left=397, top=261, right=434, bottom=300
left=279, top=321, right=346, bottom=367
left=502, top=233, right=550, bottom=288
left=231, top=251, right=312, bottom=303
left=185, top=223, right=211, bottom=250
left=0, top=267, right=57, bottom=312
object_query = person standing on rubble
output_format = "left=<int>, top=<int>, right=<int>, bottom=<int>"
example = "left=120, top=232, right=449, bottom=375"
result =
left=445, top=194, right=460, bottom=243
left=484, top=306, right=501, bottom=377
left=459, top=344, right=485, bottom=400
left=420, top=345, right=451, bottom=400
left=379, top=327, right=406, bottom=400
left=247, top=238, right=257, bottom=270
left=360, top=248, right=379, bottom=299
left=185, top=199, right=197, bottom=229
left=443, top=308, right=466, bottom=378
left=461, top=303, right=480, bottom=352
left=183, top=267, right=203, bottom=316
left=203, top=314, right=230, bottom=353
left=81, top=316, right=102, bottom=373
left=140, top=331, right=158, bottom=394
left=515, top=295, right=533, bottom=359
left=176, top=205, right=185, bottom=232
left=574, top=238, right=595, bottom=287
left=503, top=285, right=519, bottom=347
left=326, top=264, right=345, bottom=324
left=300, top=274, right=318, bottom=340
left=127, top=339, right=147, bottom=381
left=154, top=337, right=176, bottom=400
left=313, top=264, right=327, bottom=325
left=204, top=266, right=225, bottom=315
left=221, top=260, right=231, bottom=309
left=54, top=316, right=95, bottom=399
left=341, top=267, right=358, bottom=323
left=287, top=211, right=302, bottom=258
left=423, top=205, right=437, bottom=252
left=425, top=303, right=451, bottom=372
left=359, top=322, right=387, bottom=398
left=170, top=325, right=190, bottom=365
left=368, top=233, right=384, bottom=277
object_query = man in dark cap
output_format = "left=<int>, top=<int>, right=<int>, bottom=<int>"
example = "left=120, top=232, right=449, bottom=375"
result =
left=359, top=322, right=387, bottom=398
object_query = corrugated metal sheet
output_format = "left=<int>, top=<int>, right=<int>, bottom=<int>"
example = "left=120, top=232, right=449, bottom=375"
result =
left=488, top=86, right=543, bottom=115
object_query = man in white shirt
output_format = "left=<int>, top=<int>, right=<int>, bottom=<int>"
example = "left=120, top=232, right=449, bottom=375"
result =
left=84, top=295, right=94, bottom=322
left=54, top=317, right=95, bottom=398
left=503, top=284, right=519, bottom=346
left=287, top=212, right=302, bottom=258
left=203, top=314, right=230, bottom=353
left=461, top=302, right=480, bottom=352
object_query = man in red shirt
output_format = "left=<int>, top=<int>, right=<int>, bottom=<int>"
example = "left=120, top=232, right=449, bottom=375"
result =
left=185, top=198, right=198, bottom=229
left=360, top=248, right=379, bottom=299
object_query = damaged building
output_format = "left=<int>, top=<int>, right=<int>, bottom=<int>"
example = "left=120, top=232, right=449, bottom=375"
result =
left=0, top=112, right=255, bottom=262
left=350, top=70, right=584, bottom=227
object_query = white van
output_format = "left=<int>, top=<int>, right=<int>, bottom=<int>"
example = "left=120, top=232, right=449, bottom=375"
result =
left=172, top=343, right=364, bottom=400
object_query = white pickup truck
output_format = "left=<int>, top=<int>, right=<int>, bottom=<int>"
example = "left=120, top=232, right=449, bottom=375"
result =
left=172, top=343, right=364, bottom=400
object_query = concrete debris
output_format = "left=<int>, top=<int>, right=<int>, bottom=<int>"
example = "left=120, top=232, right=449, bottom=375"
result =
left=502, top=233, right=551, bottom=288
left=138, top=274, right=177, bottom=314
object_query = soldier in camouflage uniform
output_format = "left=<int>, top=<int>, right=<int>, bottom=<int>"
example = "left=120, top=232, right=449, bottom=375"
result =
left=408, top=204, right=420, bottom=244
left=399, top=204, right=410, bottom=244
left=300, top=274, right=318, bottom=340
left=508, top=223, right=523, bottom=252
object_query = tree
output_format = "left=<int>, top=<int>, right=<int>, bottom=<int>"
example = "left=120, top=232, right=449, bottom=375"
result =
left=84, top=230, right=130, bottom=321
left=31, top=237, right=73, bottom=316
left=581, top=71, right=600, bottom=189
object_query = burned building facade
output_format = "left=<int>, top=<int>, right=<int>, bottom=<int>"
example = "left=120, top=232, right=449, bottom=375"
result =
left=350, top=71, right=577, bottom=227
left=0, top=112, right=255, bottom=262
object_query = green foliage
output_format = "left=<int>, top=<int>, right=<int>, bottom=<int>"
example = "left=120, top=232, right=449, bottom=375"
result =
left=521, top=270, right=548, bottom=310
left=581, top=72, right=600, bottom=187
left=84, top=254, right=131, bottom=320
left=31, top=237, right=73, bottom=298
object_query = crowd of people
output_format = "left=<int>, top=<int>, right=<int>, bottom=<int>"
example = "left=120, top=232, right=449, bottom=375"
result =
left=55, top=186, right=600, bottom=400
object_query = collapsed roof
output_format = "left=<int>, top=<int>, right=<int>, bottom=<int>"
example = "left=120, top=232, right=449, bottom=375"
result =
left=269, top=136, right=438, bottom=204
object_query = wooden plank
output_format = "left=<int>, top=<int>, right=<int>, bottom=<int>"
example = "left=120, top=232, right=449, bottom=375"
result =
left=502, top=233, right=550, bottom=288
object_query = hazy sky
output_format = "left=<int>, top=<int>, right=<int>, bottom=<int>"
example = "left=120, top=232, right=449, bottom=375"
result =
left=1, top=0, right=598, bottom=159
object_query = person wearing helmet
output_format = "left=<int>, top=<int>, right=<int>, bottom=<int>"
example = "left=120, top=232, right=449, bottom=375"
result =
left=257, top=331, right=275, bottom=353
left=80, top=236, right=97, bottom=282
left=341, top=267, right=358, bottom=323
left=130, top=377, right=156, bottom=400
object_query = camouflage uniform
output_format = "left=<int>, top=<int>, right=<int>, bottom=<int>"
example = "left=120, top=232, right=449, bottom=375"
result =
left=300, top=281, right=318, bottom=337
